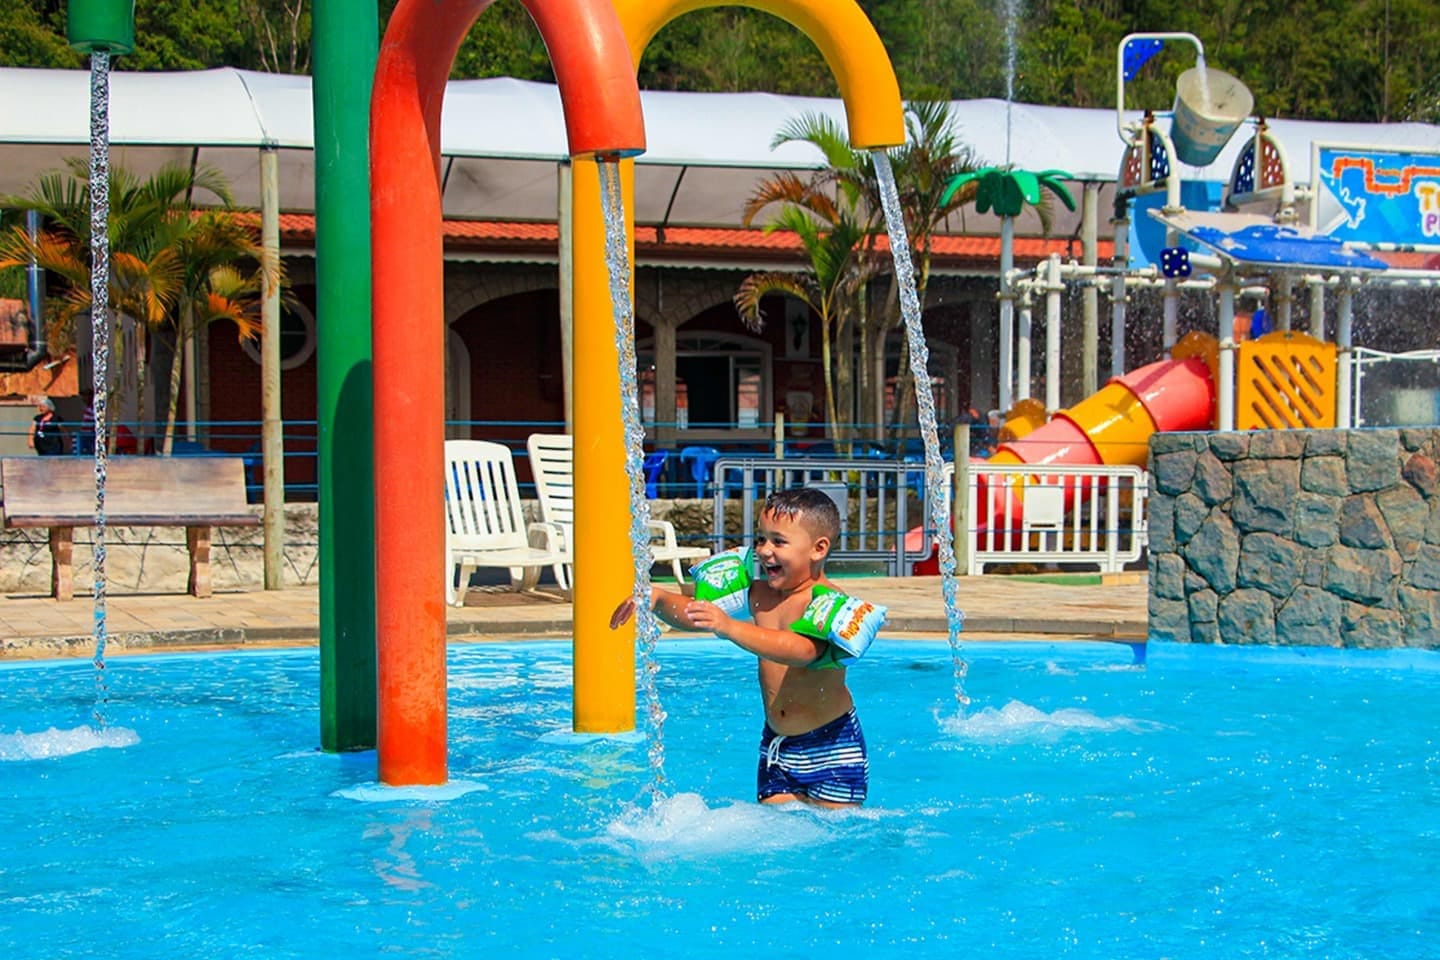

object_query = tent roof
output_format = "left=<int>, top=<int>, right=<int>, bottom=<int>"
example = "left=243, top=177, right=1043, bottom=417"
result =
left=2, top=67, right=1438, bottom=231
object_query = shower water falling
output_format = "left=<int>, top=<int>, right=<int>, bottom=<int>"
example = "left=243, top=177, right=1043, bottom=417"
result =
left=1002, top=0, right=1018, bottom=165
left=88, top=49, right=113, bottom=727
left=598, top=159, right=668, bottom=795
left=872, top=151, right=969, bottom=708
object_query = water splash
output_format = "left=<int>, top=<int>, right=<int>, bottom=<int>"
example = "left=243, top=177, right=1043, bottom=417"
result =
left=871, top=151, right=969, bottom=708
left=1002, top=0, right=1019, bottom=165
left=87, top=49, right=112, bottom=728
left=598, top=159, right=668, bottom=797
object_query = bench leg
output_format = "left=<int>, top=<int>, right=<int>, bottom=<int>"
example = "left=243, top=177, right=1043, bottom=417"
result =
left=187, top=526, right=213, bottom=598
left=49, top=527, right=74, bottom=601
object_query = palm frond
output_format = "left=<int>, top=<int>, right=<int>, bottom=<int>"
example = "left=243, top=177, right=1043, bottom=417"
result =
left=734, top=272, right=817, bottom=333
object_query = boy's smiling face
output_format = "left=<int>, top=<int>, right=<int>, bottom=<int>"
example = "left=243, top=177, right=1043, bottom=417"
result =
left=755, top=508, right=829, bottom=592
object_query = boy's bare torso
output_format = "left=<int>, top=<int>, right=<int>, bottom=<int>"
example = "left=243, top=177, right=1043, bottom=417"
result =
left=751, top=577, right=853, bottom=735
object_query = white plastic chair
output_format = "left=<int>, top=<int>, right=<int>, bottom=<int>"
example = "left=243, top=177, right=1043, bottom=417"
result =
left=444, top=439, right=568, bottom=606
left=526, top=433, right=710, bottom=586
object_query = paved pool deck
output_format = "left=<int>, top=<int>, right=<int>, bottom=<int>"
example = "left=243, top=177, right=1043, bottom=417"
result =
left=0, top=573, right=1149, bottom=660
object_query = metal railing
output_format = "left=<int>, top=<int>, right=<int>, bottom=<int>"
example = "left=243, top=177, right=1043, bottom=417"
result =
left=944, top=461, right=1148, bottom=575
left=709, top=456, right=931, bottom=575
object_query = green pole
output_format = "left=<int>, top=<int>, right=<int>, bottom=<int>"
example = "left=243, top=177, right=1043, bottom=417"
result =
left=312, top=0, right=378, bottom=751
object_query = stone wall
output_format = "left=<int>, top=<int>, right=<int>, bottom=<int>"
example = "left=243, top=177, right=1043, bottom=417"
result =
left=1148, top=428, right=1440, bottom=647
left=0, top=500, right=722, bottom=597
left=0, top=505, right=321, bottom=596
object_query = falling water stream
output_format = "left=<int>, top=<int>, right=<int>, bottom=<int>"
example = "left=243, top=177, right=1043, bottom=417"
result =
left=598, top=159, right=668, bottom=796
left=88, top=49, right=112, bottom=727
left=872, top=152, right=969, bottom=708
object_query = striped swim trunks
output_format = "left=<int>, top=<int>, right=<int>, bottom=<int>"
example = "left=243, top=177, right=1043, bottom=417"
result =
left=756, top=708, right=868, bottom=804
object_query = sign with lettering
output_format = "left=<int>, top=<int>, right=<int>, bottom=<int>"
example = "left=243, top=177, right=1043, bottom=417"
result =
left=1313, top=144, right=1440, bottom=250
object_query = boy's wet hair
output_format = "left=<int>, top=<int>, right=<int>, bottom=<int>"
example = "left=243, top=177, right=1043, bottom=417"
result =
left=763, top=487, right=841, bottom=542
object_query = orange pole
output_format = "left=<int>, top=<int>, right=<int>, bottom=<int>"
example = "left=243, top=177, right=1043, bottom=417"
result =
left=370, top=0, right=643, bottom=786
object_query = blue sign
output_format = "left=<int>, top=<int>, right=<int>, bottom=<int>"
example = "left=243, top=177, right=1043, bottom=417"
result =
left=1316, top=146, right=1440, bottom=249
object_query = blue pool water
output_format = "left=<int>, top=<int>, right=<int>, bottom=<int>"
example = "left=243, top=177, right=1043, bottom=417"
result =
left=3, top=639, right=1439, bottom=959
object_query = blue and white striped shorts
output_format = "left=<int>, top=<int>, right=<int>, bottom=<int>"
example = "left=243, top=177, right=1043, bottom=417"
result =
left=757, top=708, right=868, bottom=804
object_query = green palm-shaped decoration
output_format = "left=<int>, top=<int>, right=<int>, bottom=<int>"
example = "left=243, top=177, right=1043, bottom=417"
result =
left=940, top=166, right=1076, bottom=218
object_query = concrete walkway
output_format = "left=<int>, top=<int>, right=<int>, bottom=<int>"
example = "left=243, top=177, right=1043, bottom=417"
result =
left=0, top=573, right=1149, bottom=660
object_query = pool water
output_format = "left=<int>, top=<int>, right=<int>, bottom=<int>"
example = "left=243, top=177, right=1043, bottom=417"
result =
left=3, top=639, right=1439, bottom=959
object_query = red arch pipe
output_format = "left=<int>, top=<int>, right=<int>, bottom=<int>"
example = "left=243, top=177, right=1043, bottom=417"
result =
left=371, top=0, right=645, bottom=786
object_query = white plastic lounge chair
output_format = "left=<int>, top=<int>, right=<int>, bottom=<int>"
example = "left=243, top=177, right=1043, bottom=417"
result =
left=444, top=439, right=568, bottom=606
left=526, top=433, right=711, bottom=587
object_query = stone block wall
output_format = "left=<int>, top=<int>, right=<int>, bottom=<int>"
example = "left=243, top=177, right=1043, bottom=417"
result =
left=1148, top=428, right=1440, bottom=647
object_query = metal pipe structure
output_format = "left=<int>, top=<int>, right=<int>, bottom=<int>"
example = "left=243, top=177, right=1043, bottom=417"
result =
left=998, top=216, right=1016, bottom=410
left=1044, top=254, right=1062, bottom=414
left=1336, top=281, right=1355, bottom=428
left=1217, top=280, right=1236, bottom=431
left=1015, top=284, right=1032, bottom=402
left=259, top=145, right=284, bottom=591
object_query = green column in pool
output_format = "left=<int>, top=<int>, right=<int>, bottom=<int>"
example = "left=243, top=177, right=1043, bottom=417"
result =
left=313, top=0, right=379, bottom=751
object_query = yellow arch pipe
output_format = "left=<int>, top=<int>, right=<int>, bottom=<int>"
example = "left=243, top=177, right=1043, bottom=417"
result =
left=570, top=1, right=904, bottom=732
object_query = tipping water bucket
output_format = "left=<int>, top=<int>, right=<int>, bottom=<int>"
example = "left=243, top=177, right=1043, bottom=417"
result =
left=1170, top=66, right=1253, bottom=166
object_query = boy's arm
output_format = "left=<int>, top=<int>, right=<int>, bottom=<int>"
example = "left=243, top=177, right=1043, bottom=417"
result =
left=609, top=585, right=702, bottom=632
left=684, top=601, right=827, bottom=667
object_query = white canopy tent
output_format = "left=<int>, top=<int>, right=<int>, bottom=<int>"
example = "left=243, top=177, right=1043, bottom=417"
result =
left=6, top=66, right=1435, bottom=235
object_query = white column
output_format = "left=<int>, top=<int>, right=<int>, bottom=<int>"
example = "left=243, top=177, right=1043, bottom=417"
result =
left=260, top=145, right=284, bottom=590
left=557, top=161, right=574, bottom=433
left=1045, top=254, right=1062, bottom=414
left=1081, top=182, right=1100, bottom=396
left=1308, top=279, right=1326, bottom=339
left=1110, top=218, right=1129, bottom=378
left=998, top=216, right=1015, bottom=411
left=1217, top=281, right=1236, bottom=431
left=1336, top=282, right=1354, bottom=428
left=1016, top=285, right=1032, bottom=402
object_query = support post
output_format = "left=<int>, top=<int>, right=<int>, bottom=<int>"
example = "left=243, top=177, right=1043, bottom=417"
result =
left=1308, top=279, right=1326, bottom=339
left=1217, top=281, right=1236, bottom=431
left=313, top=0, right=378, bottom=751
left=259, top=145, right=284, bottom=590
left=1016, top=285, right=1032, bottom=402
left=1336, top=282, right=1354, bottom=428
left=952, top=422, right=969, bottom=577
left=1081, top=182, right=1099, bottom=397
left=1044, top=254, right=1061, bottom=415
left=1110, top=214, right=1129, bottom=378
left=571, top=156, right=635, bottom=733
left=558, top=160, right=574, bottom=432
left=998, top=216, right=1015, bottom=411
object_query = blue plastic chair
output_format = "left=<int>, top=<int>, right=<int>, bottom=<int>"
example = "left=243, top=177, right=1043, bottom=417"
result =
left=679, top=446, right=720, bottom=498
left=642, top=450, right=668, bottom=498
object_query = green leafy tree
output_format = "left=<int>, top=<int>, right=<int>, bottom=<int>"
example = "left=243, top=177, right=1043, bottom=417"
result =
left=0, top=161, right=270, bottom=452
left=738, top=102, right=981, bottom=442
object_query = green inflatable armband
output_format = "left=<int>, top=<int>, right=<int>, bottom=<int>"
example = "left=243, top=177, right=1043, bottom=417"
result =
left=689, top=547, right=753, bottom=618
left=789, top=584, right=886, bottom=668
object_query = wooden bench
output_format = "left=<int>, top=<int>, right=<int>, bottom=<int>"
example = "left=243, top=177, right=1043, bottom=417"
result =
left=0, top=456, right=261, bottom=600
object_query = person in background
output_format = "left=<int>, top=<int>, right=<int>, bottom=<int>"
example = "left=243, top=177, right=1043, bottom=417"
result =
left=72, top=389, right=96, bottom=455
left=27, top=394, right=66, bottom=456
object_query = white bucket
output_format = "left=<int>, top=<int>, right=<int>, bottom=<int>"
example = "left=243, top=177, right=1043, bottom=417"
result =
left=1169, top=66, right=1253, bottom=167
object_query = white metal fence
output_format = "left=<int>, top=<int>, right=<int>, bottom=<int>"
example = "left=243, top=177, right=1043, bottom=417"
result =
left=706, top=455, right=1148, bottom=577
left=944, top=461, right=1149, bottom=575
left=1350, top=347, right=1440, bottom=427
left=710, top=457, right=930, bottom=575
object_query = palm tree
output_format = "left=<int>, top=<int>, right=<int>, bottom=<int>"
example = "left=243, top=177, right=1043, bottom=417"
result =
left=734, top=173, right=872, bottom=445
left=737, top=102, right=981, bottom=442
left=157, top=210, right=268, bottom=453
left=0, top=161, right=268, bottom=453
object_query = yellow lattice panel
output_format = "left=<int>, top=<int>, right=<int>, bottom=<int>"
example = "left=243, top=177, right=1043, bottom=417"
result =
left=1236, top=332, right=1337, bottom=429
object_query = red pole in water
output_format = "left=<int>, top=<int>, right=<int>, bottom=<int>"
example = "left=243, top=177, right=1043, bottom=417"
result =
left=369, top=0, right=644, bottom=786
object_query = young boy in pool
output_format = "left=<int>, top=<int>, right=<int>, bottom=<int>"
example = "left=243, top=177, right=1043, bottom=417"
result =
left=610, top=487, right=885, bottom=807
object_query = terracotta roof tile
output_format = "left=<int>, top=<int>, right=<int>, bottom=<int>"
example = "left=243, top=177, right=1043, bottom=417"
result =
left=263, top=213, right=1108, bottom=266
